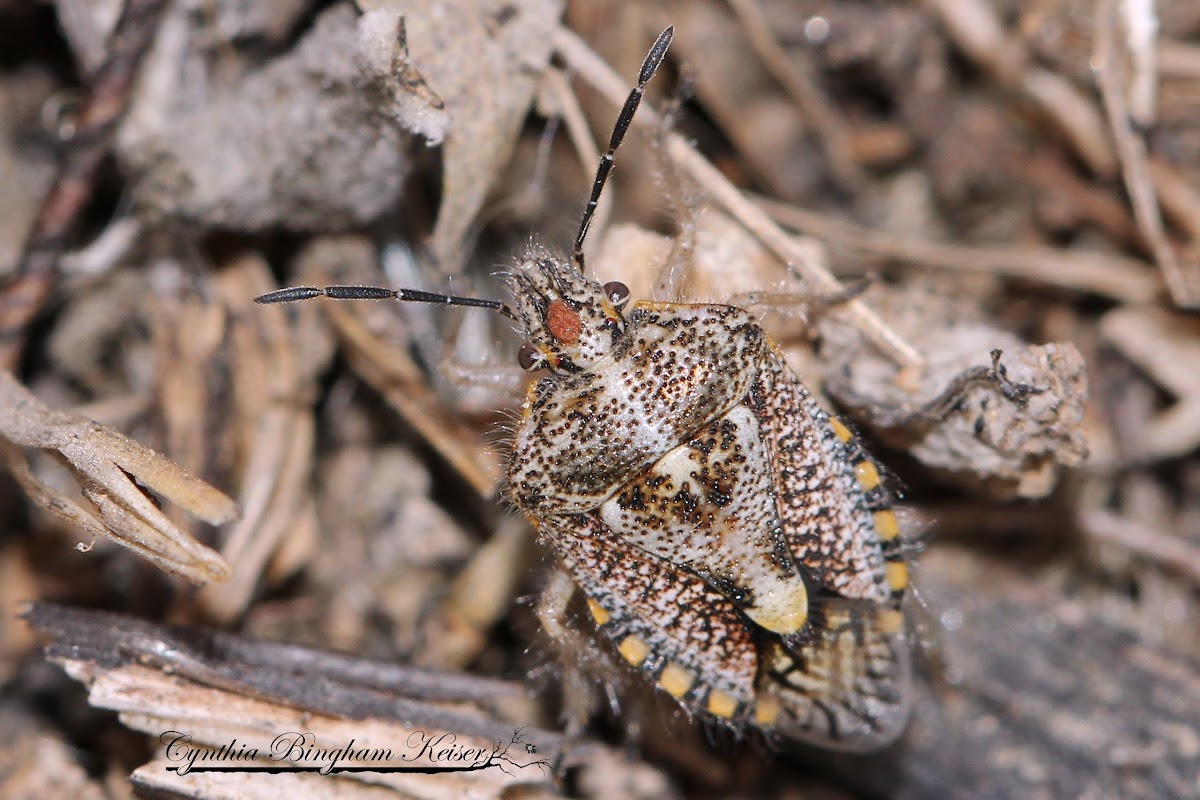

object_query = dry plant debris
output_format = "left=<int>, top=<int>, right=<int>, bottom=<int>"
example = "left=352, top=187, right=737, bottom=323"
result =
left=24, top=603, right=567, bottom=800
left=816, top=280, right=1090, bottom=498
left=118, top=4, right=419, bottom=231
left=355, top=0, right=564, bottom=270
left=0, top=368, right=233, bottom=584
left=0, top=1, right=1197, bottom=798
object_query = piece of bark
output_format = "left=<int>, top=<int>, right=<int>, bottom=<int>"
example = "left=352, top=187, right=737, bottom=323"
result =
left=817, top=280, right=1089, bottom=498
left=23, top=603, right=565, bottom=798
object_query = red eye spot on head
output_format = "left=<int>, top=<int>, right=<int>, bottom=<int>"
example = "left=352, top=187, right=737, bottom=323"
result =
left=546, top=298, right=582, bottom=345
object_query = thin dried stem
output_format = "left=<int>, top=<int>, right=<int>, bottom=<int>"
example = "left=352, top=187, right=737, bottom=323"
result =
left=553, top=25, right=925, bottom=373
left=1080, top=509, right=1200, bottom=584
left=927, top=0, right=1118, bottom=178
left=1095, top=0, right=1199, bottom=308
left=726, top=0, right=865, bottom=191
left=0, top=369, right=234, bottom=584
left=756, top=196, right=1161, bottom=303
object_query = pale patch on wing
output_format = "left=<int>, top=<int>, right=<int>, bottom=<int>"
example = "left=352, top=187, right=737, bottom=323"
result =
left=600, top=405, right=810, bottom=634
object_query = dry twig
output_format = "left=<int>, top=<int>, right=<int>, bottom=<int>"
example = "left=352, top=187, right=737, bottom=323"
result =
left=1079, top=508, right=1200, bottom=584
left=927, top=0, right=1118, bottom=177
left=1101, top=306, right=1200, bottom=460
left=297, top=238, right=503, bottom=498
left=725, top=0, right=865, bottom=191
left=756, top=196, right=1161, bottom=302
left=197, top=254, right=320, bottom=622
left=1095, top=0, right=1200, bottom=308
left=0, top=369, right=233, bottom=584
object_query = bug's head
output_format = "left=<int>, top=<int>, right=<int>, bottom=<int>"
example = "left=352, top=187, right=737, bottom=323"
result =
left=508, top=255, right=632, bottom=375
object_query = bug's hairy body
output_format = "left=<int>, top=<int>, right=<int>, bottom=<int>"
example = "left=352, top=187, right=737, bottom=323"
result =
left=506, top=255, right=911, bottom=750
left=509, top=302, right=760, bottom=514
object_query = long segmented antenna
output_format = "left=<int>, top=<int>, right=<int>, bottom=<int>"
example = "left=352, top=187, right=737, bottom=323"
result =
left=255, top=285, right=517, bottom=320
left=572, top=26, right=674, bottom=271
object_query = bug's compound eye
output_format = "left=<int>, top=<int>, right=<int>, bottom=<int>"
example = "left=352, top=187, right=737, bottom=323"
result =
left=517, top=343, right=544, bottom=372
left=603, top=281, right=631, bottom=309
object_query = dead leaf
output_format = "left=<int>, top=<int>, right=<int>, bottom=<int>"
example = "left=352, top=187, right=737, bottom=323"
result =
left=356, top=0, right=564, bottom=270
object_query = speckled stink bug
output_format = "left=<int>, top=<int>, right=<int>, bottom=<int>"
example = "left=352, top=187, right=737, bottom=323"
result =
left=257, top=27, right=911, bottom=751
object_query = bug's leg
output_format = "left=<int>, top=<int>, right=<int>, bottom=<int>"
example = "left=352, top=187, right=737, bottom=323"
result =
left=903, top=577, right=953, bottom=688
left=433, top=294, right=529, bottom=397
left=535, top=567, right=603, bottom=744
left=442, top=361, right=528, bottom=397
left=725, top=275, right=873, bottom=324
left=651, top=70, right=700, bottom=303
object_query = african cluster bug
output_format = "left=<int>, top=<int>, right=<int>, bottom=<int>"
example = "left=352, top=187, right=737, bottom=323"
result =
left=258, top=26, right=912, bottom=751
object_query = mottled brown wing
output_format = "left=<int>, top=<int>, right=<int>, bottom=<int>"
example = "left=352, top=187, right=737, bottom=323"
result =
left=541, top=511, right=911, bottom=748
left=764, top=600, right=912, bottom=751
left=748, top=345, right=900, bottom=602
left=745, top=342, right=912, bottom=749
left=540, top=512, right=764, bottom=724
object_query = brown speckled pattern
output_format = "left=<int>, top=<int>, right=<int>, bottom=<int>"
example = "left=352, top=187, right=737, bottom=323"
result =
left=506, top=255, right=911, bottom=749
left=749, top=347, right=891, bottom=603
left=550, top=513, right=760, bottom=711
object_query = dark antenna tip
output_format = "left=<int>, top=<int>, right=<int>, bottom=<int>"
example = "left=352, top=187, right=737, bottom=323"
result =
left=641, top=27, right=674, bottom=84
left=255, top=286, right=324, bottom=304
left=572, top=26, right=674, bottom=271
